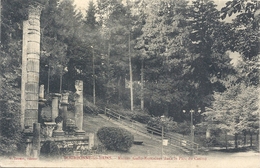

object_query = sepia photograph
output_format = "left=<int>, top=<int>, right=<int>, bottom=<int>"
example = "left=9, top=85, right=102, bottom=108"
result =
left=0, top=0, right=259, bottom=167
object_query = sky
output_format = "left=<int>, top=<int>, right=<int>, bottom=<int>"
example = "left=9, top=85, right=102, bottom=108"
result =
left=73, top=0, right=231, bottom=13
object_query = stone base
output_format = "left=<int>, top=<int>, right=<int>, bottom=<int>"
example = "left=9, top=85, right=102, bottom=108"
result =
left=75, top=130, right=85, bottom=136
left=53, top=131, right=65, bottom=137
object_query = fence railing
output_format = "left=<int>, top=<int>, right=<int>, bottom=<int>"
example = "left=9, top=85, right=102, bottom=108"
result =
left=103, top=107, right=200, bottom=155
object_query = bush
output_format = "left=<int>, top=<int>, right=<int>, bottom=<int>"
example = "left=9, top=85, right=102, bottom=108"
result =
left=174, top=121, right=191, bottom=136
left=147, top=117, right=178, bottom=136
left=131, top=113, right=151, bottom=124
left=97, top=127, right=134, bottom=152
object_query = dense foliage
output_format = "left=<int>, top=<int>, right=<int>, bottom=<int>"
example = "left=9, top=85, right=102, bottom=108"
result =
left=0, top=101, right=23, bottom=155
left=97, top=127, right=134, bottom=151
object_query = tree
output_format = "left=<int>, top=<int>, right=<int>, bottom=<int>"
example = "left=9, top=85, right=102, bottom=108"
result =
left=96, top=0, right=132, bottom=106
left=220, top=0, right=259, bottom=60
left=203, top=83, right=258, bottom=148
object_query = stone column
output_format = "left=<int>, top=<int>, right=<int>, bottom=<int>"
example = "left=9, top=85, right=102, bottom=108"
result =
left=51, top=93, right=61, bottom=122
left=61, top=92, right=69, bottom=130
left=24, top=4, right=42, bottom=131
left=74, top=80, right=85, bottom=136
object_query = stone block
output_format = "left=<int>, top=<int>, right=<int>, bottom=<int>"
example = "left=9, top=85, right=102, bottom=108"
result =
left=27, top=73, right=39, bottom=82
left=25, top=83, right=39, bottom=93
left=27, top=60, right=40, bottom=72
left=26, top=101, right=39, bottom=109
left=25, top=93, right=38, bottom=101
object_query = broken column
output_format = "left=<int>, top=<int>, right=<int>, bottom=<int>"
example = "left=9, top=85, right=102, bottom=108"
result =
left=23, top=4, right=42, bottom=131
left=74, top=80, right=85, bottom=136
left=39, top=84, right=44, bottom=100
left=61, top=92, right=69, bottom=130
left=52, top=93, right=64, bottom=137
left=51, top=93, right=61, bottom=122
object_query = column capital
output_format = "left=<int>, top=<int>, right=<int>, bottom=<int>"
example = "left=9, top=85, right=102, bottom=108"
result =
left=28, top=2, right=43, bottom=16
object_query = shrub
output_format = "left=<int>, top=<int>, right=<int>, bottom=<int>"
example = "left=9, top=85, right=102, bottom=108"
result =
left=131, top=113, right=151, bottom=124
left=174, top=121, right=191, bottom=136
left=97, top=127, right=134, bottom=152
left=147, top=117, right=178, bottom=136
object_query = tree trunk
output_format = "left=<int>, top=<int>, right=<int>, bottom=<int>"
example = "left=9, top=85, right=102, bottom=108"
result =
left=141, top=59, right=144, bottom=111
left=235, top=133, right=238, bottom=148
left=59, top=73, right=62, bottom=94
left=106, top=42, right=111, bottom=105
left=244, top=131, right=246, bottom=146
left=92, top=48, right=95, bottom=105
left=128, top=32, right=133, bottom=111
left=250, top=133, right=253, bottom=147
left=225, top=132, right=228, bottom=150
left=118, top=76, right=121, bottom=105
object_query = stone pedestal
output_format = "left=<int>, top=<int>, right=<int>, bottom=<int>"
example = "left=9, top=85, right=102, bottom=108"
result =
left=53, top=122, right=65, bottom=137
left=43, top=122, right=56, bottom=138
left=74, top=80, right=85, bottom=136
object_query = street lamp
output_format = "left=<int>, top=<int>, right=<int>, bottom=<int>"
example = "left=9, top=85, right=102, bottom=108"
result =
left=183, top=109, right=201, bottom=155
left=161, top=115, right=166, bottom=158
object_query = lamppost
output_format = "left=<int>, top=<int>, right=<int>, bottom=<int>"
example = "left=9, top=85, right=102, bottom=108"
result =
left=161, top=115, right=166, bottom=158
left=183, top=109, right=201, bottom=155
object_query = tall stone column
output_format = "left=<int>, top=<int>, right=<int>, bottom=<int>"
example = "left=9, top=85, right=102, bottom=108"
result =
left=74, top=80, right=85, bottom=136
left=24, top=4, right=42, bottom=131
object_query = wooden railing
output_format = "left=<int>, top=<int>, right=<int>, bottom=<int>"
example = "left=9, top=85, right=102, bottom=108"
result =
left=103, top=108, right=200, bottom=155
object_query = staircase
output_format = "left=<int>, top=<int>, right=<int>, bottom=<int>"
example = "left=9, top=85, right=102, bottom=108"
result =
left=98, top=107, right=204, bottom=155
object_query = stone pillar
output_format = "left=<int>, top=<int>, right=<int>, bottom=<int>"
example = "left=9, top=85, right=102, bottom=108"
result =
left=32, top=123, right=40, bottom=157
left=51, top=93, right=61, bottom=122
left=24, top=4, right=42, bottom=131
left=74, top=80, right=85, bottom=136
left=39, top=84, right=44, bottom=100
left=61, top=92, right=69, bottom=130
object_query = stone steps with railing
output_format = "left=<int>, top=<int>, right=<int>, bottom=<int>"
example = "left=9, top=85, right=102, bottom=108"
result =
left=98, top=107, right=204, bottom=155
